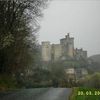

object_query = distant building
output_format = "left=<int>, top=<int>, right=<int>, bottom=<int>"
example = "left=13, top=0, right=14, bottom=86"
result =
left=41, top=33, right=87, bottom=62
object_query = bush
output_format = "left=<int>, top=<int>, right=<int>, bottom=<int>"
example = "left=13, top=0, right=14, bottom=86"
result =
left=0, top=74, right=17, bottom=91
left=79, top=72, right=100, bottom=89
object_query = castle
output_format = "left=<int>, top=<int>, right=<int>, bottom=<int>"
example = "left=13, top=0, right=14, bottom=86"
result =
left=41, top=33, right=87, bottom=62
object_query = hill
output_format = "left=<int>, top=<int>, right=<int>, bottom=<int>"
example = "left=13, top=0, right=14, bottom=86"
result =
left=89, top=54, right=100, bottom=63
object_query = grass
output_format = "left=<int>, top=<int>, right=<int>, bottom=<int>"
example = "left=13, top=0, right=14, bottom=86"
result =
left=70, top=87, right=100, bottom=100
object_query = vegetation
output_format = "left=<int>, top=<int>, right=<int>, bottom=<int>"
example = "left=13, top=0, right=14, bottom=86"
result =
left=63, top=59, right=88, bottom=68
left=87, top=61, right=100, bottom=74
left=78, top=72, right=100, bottom=89
left=0, top=74, right=17, bottom=91
left=0, top=0, right=49, bottom=90
left=89, top=54, right=100, bottom=64
left=50, top=61, right=67, bottom=87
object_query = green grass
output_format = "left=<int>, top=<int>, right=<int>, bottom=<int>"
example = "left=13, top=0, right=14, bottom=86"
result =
left=70, top=87, right=100, bottom=100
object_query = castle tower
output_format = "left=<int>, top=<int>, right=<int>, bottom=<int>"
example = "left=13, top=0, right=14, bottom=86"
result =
left=41, top=41, right=51, bottom=62
left=60, top=33, right=74, bottom=58
left=67, top=37, right=74, bottom=58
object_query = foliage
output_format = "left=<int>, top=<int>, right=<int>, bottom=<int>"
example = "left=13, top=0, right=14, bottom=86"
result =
left=0, top=0, right=49, bottom=89
left=79, top=72, right=100, bottom=89
left=69, top=87, right=78, bottom=100
left=0, top=0, right=48, bottom=73
left=86, top=73, right=100, bottom=88
left=87, top=61, right=100, bottom=74
left=49, top=61, right=67, bottom=87
left=0, top=74, right=17, bottom=91
left=20, top=68, right=52, bottom=88
left=63, top=58, right=88, bottom=69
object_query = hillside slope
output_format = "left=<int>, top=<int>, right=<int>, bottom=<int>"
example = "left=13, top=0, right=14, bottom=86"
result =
left=89, top=54, right=100, bottom=63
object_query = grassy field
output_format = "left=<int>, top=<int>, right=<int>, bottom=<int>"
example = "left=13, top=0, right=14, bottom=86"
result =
left=70, top=87, right=100, bottom=100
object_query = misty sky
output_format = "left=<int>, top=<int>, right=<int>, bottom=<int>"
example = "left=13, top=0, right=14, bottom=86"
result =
left=38, top=0, right=100, bottom=56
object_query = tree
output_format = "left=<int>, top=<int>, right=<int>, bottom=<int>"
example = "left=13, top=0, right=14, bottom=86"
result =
left=50, top=61, right=67, bottom=87
left=79, top=73, right=100, bottom=88
left=0, top=0, right=49, bottom=74
left=0, top=0, right=49, bottom=49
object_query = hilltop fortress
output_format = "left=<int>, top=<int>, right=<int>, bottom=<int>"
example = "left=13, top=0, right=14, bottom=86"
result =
left=41, top=33, right=87, bottom=62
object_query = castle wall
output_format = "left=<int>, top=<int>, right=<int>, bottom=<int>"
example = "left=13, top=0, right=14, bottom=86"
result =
left=60, top=38, right=67, bottom=55
left=75, top=48, right=87, bottom=60
left=82, top=51, right=87, bottom=58
left=41, top=41, right=51, bottom=61
left=52, top=44, right=62, bottom=61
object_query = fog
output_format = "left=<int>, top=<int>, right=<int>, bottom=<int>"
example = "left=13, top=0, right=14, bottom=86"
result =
left=38, top=0, right=100, bottom=56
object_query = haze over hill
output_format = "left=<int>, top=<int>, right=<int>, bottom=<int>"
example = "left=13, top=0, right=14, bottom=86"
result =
left=89, top=54, right=100, bottom=63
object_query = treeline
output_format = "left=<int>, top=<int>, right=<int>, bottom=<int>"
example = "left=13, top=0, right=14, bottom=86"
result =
left=0, top=0, right=49, bottom=90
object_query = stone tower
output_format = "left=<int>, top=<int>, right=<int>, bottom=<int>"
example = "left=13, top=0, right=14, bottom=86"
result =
left=41, top=41, right=51, bottom=62
left=67, top=37, right=74, bottom=58
left=60, top=33, right=74, bottom=58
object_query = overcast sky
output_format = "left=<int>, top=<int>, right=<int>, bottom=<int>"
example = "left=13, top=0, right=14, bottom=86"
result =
left=38, top=0, right=100, bottom=56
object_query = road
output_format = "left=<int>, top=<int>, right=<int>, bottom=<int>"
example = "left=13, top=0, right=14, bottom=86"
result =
left=0, top=88, right=72, bottom=100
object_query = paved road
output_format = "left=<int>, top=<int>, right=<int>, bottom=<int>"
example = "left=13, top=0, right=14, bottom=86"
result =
left=0, top=88, right=72, bottom=100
